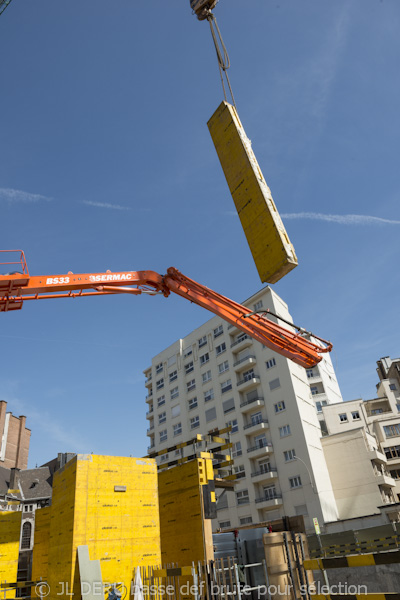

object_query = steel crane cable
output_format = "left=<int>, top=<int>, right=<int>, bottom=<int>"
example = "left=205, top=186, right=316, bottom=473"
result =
left=206, top=11, right=237, bottom=108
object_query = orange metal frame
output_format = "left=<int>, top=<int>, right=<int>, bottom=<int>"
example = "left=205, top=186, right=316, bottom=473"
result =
left=0, top=251, right=331, bottom=368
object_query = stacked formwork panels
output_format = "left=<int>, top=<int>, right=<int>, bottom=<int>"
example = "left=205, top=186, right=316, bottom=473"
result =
left=31, top=454, right=161, bottom=599
left=0, top=511, right=22, bottom=596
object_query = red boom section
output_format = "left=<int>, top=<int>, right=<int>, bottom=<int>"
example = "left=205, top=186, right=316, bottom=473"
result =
left=0, top=254, right=331, bottom=368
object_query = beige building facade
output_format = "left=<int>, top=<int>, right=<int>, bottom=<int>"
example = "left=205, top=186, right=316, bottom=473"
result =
left=144, top=286, right=343, bottom=533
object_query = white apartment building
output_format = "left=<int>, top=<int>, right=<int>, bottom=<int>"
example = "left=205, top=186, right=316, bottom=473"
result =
left=321, top=358, right=400, bottom=523
left=144, top=286, right=343, bottom=533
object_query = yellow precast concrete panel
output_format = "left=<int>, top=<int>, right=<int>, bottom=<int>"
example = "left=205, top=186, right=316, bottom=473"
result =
left=208, top=101, right=298, bottom=284
left=45, top=454, right=161, bottom=599
left=31, top=507, right=51, bottom=597
left=0, top=511, right=22, bottom=597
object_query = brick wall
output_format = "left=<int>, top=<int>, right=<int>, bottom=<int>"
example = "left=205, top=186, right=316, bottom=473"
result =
left=0, top=401, right=31, bottom=470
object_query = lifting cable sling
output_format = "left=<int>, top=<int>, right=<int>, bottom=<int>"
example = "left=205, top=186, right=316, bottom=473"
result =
left=207, top=11, right=236, bottom=107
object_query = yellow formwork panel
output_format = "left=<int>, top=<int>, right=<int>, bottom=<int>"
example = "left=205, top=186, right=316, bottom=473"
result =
left=158, top=459, right=214, bottom=565
left=31, top=507, right=51, bottom=598
left=208, top=101, right=298, bottom=284
left=44, top=454, right=161, bottom=599
left=0, top=511, right=21, bottom=597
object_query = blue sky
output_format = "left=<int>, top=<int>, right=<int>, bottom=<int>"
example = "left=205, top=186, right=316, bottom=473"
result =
left=1, top=0, right=399, bottom=467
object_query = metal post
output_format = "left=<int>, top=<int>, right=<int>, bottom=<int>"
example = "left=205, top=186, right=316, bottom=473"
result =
left=297, top=534, right=312, bottom=600
left=261, top=560, right=272, bottom=600
left=233, top=564, right=242, bottom=600
left=282, top=532, right=297, bottom=600
left=290, top=532, right=307, bottom=600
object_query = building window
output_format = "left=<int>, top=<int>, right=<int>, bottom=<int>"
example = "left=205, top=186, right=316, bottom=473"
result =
left=266, top=358, right=276, bottom=370
left=227, top=419, right=238, bottom=433
left=157, top=395, right=166, bottom=408
left=390, top=384, right=397, bottom=391
left=232, top=441, right=242, bottom=458
left=218, top=360, right=229, bottom=374
left=221, top=379, right=232, bottom=393
left=185, top=361, right=194, bottom=375
left=222, top=398, right=235, bottom=414
left=263, top=485, right=277, bottom=500
left=351, top=411, right=360, bottom=420
left=216, top=342, right=226, bottom=356
left=240, top=516, right=253, bottom=525
left=204, top=388, right=214, bottom=403
left=202, top=370, right=212, bottom=384
left=200, top=353, right=210, bottom=366
left=168, top=355, right=177, bottom=367
left=258, top=459, right=271, bottom=473
left=160, top=453, right=169, bottom=463
left=169, top=370, right=178, bottom=383
left=198, top=335, right=207, bottom=348
left=284, top=449, right=296, bottom=462
left=173, top=423, right=182, bottom=437
left=243, top=368, right=255, bottom=381
left=171, top=405, right=180, bottom=418
left=187, top=379, right=196, bottom=392
left=155, top=363, right=163, bottom=374
left=254, top=434, right=267, bottom=448
left=158, top=412, right=166, bottom=424
left=274, top=401, right=286, bottom=413
left=397, top=404, right=400, bottom=413
left=269, top=378, right=280, bottom=391
left=289, top=476, right=302, bottom=489
left=254, top=300, right=263, bottom=311
left=236, top=489, right=249, bottom=505
left=384, top=424, right=400, bottom=438
left=371, top=408, right=384, bottom=415
left=234, top=465, right=246, bottom=479
left=390, top=469, right=400, bottom=479
left=156, top=378, right=164, bottom=390
left=170, top=387, right=179, bottom=400
left=190, top=416, right=200, bottom=429
left=188, top=397, right=198, bottom=410
left=310, top=386, right=318, bottom=396
left=339, top=413, right=348, bottom=423
left=21, top=522, right=32, bottom=550
left=214, top=325, right=223, bottom=338
left=219, top=520, right=231, bottom=529
left=183, top=346, right=193, bottom=358
left=279, top=425, right=291, bottom=438
left=159, top=429, right=167, bottom=442
left=384, top=446, right=400, bottom=460
left=206, top=407, right=217, bottom=423
left=306, top=369, right=314, bottom=378
left=250, top=411, right=263, bottom=425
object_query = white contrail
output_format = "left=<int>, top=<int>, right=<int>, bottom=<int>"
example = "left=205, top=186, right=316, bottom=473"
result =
left=0, top=187, right=52, bottom=202
left=281, top=213, right=400, bottom=226
left=83, top=200, right=131, bottom=211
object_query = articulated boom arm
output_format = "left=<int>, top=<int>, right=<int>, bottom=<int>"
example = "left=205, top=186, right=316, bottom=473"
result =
left=0, top=251, right=331, bottom=368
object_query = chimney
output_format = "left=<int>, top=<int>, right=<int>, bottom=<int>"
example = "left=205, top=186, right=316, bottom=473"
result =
left=9, top=467, right=21, bottom=491
left=15, top=415, right=26, bottom=469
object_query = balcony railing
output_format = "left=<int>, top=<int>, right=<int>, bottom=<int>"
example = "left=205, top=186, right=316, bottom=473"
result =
left=244, top=419, right=268, bottom=430
left=240, top=396, right=264, bottom=408
left=231, top=335, right=251, bottom=348
left=251, top=467, right=277, bottom=477
left=233, top=355, right=256, bottom=368
left=247, top=441, right=273, bottom=453
left=255, top=494, right=282, bottom=503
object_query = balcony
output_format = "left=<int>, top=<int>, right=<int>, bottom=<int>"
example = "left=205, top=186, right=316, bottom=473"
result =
left=144, top=376, right=152, bottom=388
left=244, top=419, right=269, bottom=434
left=147, top=445, right=155, bottom=454
left=145, top=408, right=154, bottom=419
left=240, top=397, right=265, bottom=412
left=367, top=449, right=387, bottom=463
left=374, top=467, right=396, bottom=487
left=145, top=393, right=153, bottom=403
left=233, top=355, right=257, bottom=371
left=146, top=425, right=154, bottom=435
left=237, top=376, right=261, bottom=391
left=230, top=335, right=252, bottom=350
left=247, top=442, right=273, bottom=458
left=251, top=468, right=278, bottom=484
left=255, top=494, right=283, bottom=510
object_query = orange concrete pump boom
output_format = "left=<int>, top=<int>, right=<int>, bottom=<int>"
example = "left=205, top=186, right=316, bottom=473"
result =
left=0, top=250, right=332, bottom=368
